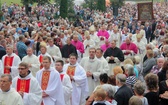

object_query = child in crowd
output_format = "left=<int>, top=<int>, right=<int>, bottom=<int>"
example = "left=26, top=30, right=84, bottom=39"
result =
left=92, top=88, right=112, bottom=105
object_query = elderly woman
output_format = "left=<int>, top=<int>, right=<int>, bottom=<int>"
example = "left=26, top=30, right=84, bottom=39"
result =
left=125, top=64, right=137, bottom=89
left=142, top=50, right=156, bottom=77
left=86, top=73, right=117, bottom=105
left=129, top=96, right=143, bottom=105
left=122, top=58, right=134, bottom=75
left=86, top=73, right=109, bottom=105
left=157, top=60, right=168, bottom=84
left=144, top=73, right=159, bottom=105
left=134, top=81, right=148, bottom=105
left=101, top=84, right=117, bottom=105
left=132, top=56, right=143, bottom=79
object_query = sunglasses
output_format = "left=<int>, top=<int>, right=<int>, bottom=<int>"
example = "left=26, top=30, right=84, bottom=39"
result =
left=18, top=68, right=26, bottom=70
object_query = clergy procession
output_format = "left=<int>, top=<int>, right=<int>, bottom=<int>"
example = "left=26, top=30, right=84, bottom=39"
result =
left=1, top=1, right=168, bottom=105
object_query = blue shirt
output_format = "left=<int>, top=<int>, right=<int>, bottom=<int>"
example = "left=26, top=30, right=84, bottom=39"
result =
left=134, top=65, right=139, bottom=78
left=17, top=41, right=27, bottom=59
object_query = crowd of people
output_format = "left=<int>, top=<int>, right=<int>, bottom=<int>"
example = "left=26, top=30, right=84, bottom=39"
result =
left=0, top=1, right=168, bottom=105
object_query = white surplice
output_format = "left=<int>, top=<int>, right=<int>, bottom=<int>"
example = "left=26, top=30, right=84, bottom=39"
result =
left=83, top=39, right=95, bottom=57
left=47, top=45, right=62, bottom=62
left=37, top=53, right=54, bottom=67
left=133, top=40, right=146, bottom=57
left=90, top=32, right=100, bottom=48
left=22, top=54, right=40, bottom=77
left=80, top=57, right=102, bottom=95
left=96, top=56, right=109, bottom=74
left=12, top=72, right=42, bottom=105
left=36, top=67, right=65, bottom=105
left=63, top=63, right=89, bottom=105
left=60, top=72, right=73, bottom=105
left=0, top=60, right=3, bottom=76
left=1, top=53, right=21, bottom=78
left=0, top=88, right=24, bottom=105
left=108, top=32, right=120, bottom=47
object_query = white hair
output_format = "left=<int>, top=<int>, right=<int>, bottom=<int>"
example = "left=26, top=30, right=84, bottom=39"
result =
left=101, top=84, right=116, bottom=98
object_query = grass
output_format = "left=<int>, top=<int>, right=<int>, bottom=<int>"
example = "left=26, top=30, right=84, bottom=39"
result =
left=1, top=0, right=23, bottom=5
left=1, top=0, right=55, bottom=6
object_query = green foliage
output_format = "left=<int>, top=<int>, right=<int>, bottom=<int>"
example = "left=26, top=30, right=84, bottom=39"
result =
left=67, top=0, right=75, bottom=21
left=60, top=0, right=68, bottom=18
left=110, top=0, right=124, bottom=7
left=54, top=0, right=61, bottom=6
left=81, top=0, right=97, bottom=10
left=21, top=0, right=50, bottom=5
left=97, top=0, right=106, bottom=11
left=37, top=0, right=51, bottom=5
left=21, top=0, right=36, bottom=5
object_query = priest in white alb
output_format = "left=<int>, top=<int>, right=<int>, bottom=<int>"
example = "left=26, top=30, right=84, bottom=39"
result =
left=96, top=48, right=109, bottom=73
left=1, top=45, right=21, bottom=78
left=38, top=45, right=54, bottom=69
left=89, top=25, right=100, bottom=48
left=55, top=60, right=72, bottom=105
left=63, top=53, right=88, bottom=105
left=47, top=38, right=62, bottom=62
left=108, top=26, right=121, bottom=47
left=12, top=62, right=42, bottom=105
left=83, top=31, right=95, bottom=57
left=133, top=33, right=146, bottom=57
left=22, top=47, right=40, bottom=77
left=80, top=48, right=102, bottom=95
left=36, top=56, right=65, bottom=105
left=0, top=74, right=24, bottom=105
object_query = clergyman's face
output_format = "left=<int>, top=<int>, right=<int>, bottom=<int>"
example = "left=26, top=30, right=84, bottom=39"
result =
left=0, top=76, right=11, bottom=92
left=42, top=59, right=51, bottom=69
left=69, top=56, right=77, bottom=65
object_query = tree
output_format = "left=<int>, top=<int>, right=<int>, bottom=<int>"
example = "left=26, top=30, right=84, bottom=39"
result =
left=82, top=0, right=97, bottom=10
left=54, top=0, right=61, bottom=6
left=60, top=0, right=68, bottom=18
left=37, top=0, right=50, bottom=5
left=21, top=0, right=36, bottom=15
left=97, top=0, right=106, bottom=11
left=21, top=0, right=50, bottom=15
left=110, top=0, right=124, bottom=7
left=110, top=0, right=124, bottom=16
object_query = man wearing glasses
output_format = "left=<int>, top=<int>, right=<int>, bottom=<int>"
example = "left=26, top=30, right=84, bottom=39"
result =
left=12, top=62, right=42, bottom=105
left=0, top=74, right=24, bottom=105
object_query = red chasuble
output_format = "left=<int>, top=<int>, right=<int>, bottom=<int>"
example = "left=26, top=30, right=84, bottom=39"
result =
left=4, top=56, right=14, bottom=74
left=39, top=55, right=43, bottom=69
left=66, top=66, right=76, bottom=76
left=60, top=74, right=64, bottom=81
left=17, top=79, right=31, bottom=93
left=41, top=71, right=50, bottom=90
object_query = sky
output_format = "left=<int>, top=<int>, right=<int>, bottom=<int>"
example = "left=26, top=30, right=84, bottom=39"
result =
left=74, top=0, right=85, bottom=5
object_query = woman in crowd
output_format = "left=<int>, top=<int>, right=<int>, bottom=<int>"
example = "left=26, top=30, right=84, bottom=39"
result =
left=159, top=69, right=168, bottom=105
left=125, top=64, right=137, bottom=90
left=134, top=81, right=148, bottom=105
left=144, top=73, right=159, bottom=105
left=157, top=60, right=168, bottom=84
left=129, top=96, right=142, bottom=105
left=142, top=50, right=156, bottom=77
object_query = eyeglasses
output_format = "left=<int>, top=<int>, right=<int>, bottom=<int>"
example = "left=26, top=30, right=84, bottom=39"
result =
left=18, top=68, right=26, bottom=70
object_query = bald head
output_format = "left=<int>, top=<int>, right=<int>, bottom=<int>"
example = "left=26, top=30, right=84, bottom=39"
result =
left=157, top=57, right=165, bottom=68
